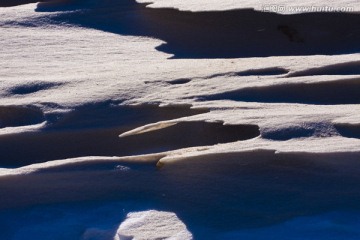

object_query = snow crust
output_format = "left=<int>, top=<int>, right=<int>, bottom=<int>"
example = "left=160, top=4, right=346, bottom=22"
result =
left=1, top=1, right=360, bottom=239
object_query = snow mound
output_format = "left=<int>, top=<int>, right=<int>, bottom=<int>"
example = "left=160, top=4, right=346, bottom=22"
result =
left=114, top=210, right=192, bottom=240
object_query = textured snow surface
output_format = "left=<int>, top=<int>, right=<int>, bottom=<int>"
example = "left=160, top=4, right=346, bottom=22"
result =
left=114, top=210, right=192, bottom=240
left=1, top=0, right=360, bottom=239
left=136, top=0, right=360, bottom=13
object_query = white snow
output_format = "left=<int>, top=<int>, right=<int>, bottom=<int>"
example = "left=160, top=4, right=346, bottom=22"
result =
left=114, top=210, right=192, bottom=240
left=1, top=0, right=360, bottom=239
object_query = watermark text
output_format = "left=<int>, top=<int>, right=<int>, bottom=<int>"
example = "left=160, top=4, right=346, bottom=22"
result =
left=262, top=5, right=355, bottom=13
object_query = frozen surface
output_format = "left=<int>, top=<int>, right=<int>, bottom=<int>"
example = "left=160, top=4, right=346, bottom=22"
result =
left=0, top=0, right=360, bottom=239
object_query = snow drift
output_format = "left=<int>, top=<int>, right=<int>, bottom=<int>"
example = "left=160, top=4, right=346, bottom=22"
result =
left=0, top=0, right=360, bottom=239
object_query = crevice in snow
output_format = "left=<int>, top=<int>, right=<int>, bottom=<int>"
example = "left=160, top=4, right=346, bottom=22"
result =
left=200, top=78, right=360, bottom=105
left=202, top=67, right=289, bottom=79
left=167, top=78, right=192, bottom=85
left=287, top=61, right=360, bottom=78
left=261, top=122, right=339, bottom=141
left=161, top=67, right=289, bottom=86
left=0, top=102, right=208, bottom=167
left=8, top=82, right=64, bottom=95
left=233, top=67, right=290, bottom=77
left=334, top=123, right=360, bottom=140
left=0, top=105, right=45, bottom=129
left=119, top=120, right=260, bottom=148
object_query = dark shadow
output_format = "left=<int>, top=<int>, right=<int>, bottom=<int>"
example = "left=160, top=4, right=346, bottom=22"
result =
left=44, top=101, right=209, bottom=130
left=164, top=67, right=289, bottom=85
left=34, top=0, right=360, bottom=58
left=287, top=61, right=360, bottom=77
left=9, top=82, right=62, bottom=95
left=335, top=123, right=360, bottom=139
left=0, top=106, right=45, bottom=128
left=261, top=126, right=315, bottom=141
left=0, top=121, right=259, bottom=167
left=160, top=151, right=360, bottom=233
left=234, top=67, right=290, bottom=76
left=0, top=103, right=216, bottom=167
left=1, top=151, right=360, bottom=238
left=205, top=67, right=289, bottom=79
left=0, top=0, right=42, bottom=7
left=122, top=121, right=260, bottom=151
left=167, top=78, right=192, bottom=85
left=200, top=78, right=360, bottom=105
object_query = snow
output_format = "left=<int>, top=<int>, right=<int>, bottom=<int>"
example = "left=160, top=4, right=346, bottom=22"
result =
left=114, top=210, right=192, bottom=240
left=136, top=0, right=360, bottom=14
left=218, top=211, right=360, bottom=240
left=1, top=0, right=360, bottom=239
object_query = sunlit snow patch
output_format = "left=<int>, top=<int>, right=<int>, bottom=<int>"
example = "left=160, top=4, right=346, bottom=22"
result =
left=114, top=210, right=193, bottom=240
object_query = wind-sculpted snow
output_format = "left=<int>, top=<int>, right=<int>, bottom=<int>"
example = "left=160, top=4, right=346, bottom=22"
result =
left=0, top=104, right=259, bottom=167
left=287, top=61, right=360, bottom=77
left=1, top=1, right=360, bottom=239
left=32, top=0, right=360, bottom=58
left=0, top=106, right=45, bottom=128
left=166, top=78, right=192, bottom=85
left=0, top=103, right=216, bottom=167
left=1, top=151, right=360, bottom=239
left=163, top=67, right=289, bottom=85
left=201, top=78, right=360, bottom=105
left=9, top=82, right=63, bottom=95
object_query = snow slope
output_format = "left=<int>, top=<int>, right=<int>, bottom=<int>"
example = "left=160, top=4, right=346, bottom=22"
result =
left=0, top=0, right=360, bottom=239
